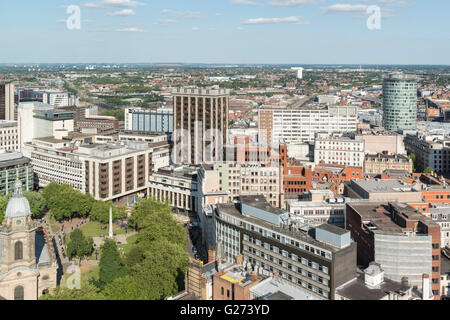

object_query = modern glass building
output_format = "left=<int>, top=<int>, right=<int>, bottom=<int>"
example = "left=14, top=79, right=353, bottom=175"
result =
left=383, top=73, right=418, bottom=132
left=0, top=150, right=34, bottom=195
left=125, top=108, right=173, bottom=134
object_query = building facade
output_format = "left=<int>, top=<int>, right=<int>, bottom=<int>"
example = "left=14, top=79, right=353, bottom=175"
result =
left=383, top=73, right=418, bottom=132
left=0, top=150, right=34, bottom=195
left=364, top=154, right=413, bottom=174
left=125, top=108, right=173, bottom=134
left=148, top=165, right=200, bottom=215
left=346, top=202, right=441, bottom=299
left=259, top=105, right=358, bottom=146
left=404, top=133, right=450, bottom=175
left=200, top=162, right=284, bottom=209
left=0, top=121, right=19, bottom=151
left=215, top=196, right=357, bottom=300
left=23, top=138, right=168, bottom=201
left=286, top=198, right=346, bottom=228
left=173, top=87, right=229, bottom=165
left=314, top=135, right=365, bottom=168
left=74, top=106, right=118, bottom=135
left=0, top=83, right=15, bottom=121
left=42, top=91, right=77, bottom=108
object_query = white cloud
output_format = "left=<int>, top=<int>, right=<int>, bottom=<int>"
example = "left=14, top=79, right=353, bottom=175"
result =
left=323, top=4, right=368, bottom=13
left=322, top=3, right=395, bottom=18
left=106, top=9, right=136, bottom=16
left=243, top=16, right=305, bottom=24
left=153, top=19, right=178, bottom=25
left=116, top=27, right=146, bottom=32
left=192, top=27, right=201, bottom=31
left=83, top=0, right=147, bottom=8
left=268, top=0, right=321, bottom=7
left=161, top=9, right=201, bottom=19
left=348, top=0, right=413, bottom=7
left=231, top=0, right=264, bottom=5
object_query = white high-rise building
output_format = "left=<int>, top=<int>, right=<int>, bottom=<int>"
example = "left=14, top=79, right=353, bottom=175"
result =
left=18, top=102, right=74, bottom=154
left=259, top=105, right=358, bottom=145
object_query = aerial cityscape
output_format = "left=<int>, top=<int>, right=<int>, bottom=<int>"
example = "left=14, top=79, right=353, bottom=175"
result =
left=0, top=0, right=449, bottom=305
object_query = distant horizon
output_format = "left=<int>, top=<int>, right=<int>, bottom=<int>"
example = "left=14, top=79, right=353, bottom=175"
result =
left=1, top=63, right=449, bottom=67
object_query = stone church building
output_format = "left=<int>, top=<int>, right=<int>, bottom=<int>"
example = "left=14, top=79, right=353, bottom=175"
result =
left=0, top=180, right=58, bottom=300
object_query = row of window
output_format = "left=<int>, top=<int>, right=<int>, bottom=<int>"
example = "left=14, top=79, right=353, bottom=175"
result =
left=246, top=257, right=329, bottom=299
left=244, top=235, right=330, bottom=274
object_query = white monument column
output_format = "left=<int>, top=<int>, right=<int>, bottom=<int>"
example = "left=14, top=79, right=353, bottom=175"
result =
left=108, top=207, right=113, bottom=238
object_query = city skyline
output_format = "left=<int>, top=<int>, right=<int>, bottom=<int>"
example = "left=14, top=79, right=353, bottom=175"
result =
left=0, top=0, right=449, bottom=65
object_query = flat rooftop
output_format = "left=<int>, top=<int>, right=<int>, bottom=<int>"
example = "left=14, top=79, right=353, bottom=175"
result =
left=317, top=223, right=349, bottom=236
left=336, top=276, right=410, bottom=300
left=251, top=278, right=319, bottom=301
left=240, top=195, right=286, bottom=216
left=347, top=201, right=439, bottom=234
left=216, top=202, right=341, bottom=253
left=351, top=179, right=420, bottom=194
left=0, top=150, right=28, bottom=163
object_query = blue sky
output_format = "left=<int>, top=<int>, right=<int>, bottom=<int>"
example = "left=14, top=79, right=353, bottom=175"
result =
left=0, top=0, right=448, bottom=64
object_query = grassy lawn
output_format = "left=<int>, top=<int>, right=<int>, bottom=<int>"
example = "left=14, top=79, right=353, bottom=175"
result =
left=77, top=221, right=128, bottom=238
left=118, top=234, right=139, bottom=256
left=51, top=225, right=60, bottom=233
left=84, top=266, right=99, bottom=283
left=60, top=264, right=99, bottom=288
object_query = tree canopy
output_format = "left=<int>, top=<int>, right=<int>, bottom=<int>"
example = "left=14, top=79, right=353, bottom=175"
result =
left=90, top=201, right=127, bottom=224
left=424, top=167, right=435, bottom=174
left=40, top=282, right=104, bottom=300
left=128, top=197, right=172, bottom=230
left=43, top=183, right=94, bottom=221
left=42, top=182, right=123, bottom=223
left=66, top=229, right=94, bottom=262
left=44, top=197, right=189, bottom=301
left=98, top=239, right=129, bottom=289
left=102, top=198, right=188, bottom=299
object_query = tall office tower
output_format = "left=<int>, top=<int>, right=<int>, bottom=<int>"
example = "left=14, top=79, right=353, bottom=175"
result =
left=172, top=87, right=229, bottom=165
left=383, top=73, right=418, bottom=132
left=0, top=82, right=15, bottom=121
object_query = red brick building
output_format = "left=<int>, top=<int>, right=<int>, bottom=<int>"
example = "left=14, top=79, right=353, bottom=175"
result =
left=279, top=145, right=313, bottom=197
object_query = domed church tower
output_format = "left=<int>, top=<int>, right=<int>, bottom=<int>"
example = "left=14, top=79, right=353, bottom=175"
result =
left=0, top=180, right=57, bottom=300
